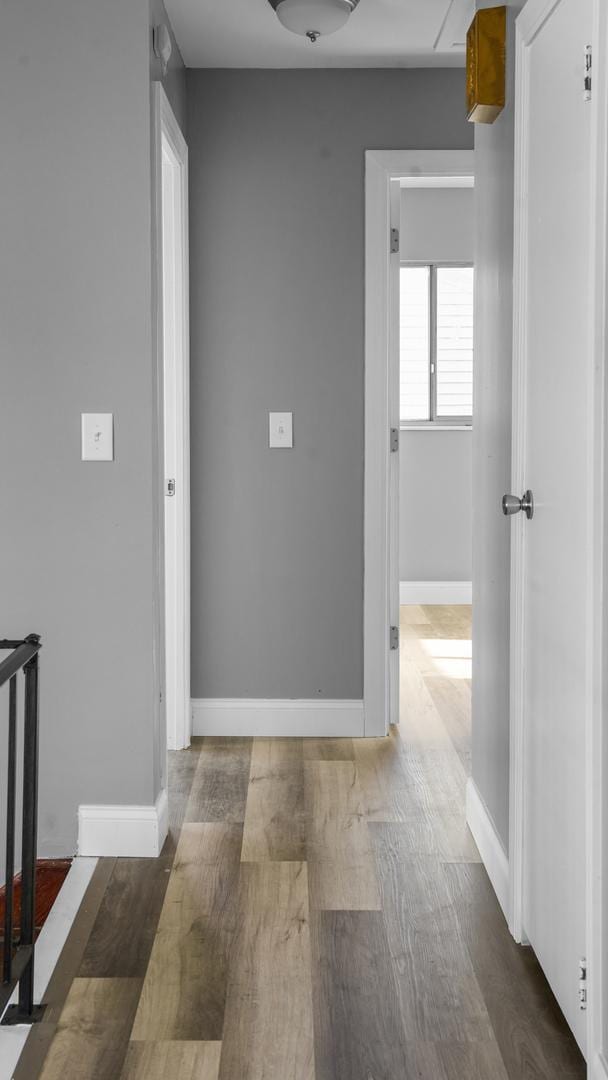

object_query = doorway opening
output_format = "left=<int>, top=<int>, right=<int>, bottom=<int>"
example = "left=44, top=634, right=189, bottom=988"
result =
left=397, top=180, right=474, bottom=869
left=364, top=150, right=474, bottom=737
left=362, top=146, right=585, bottom=1078
left=157, top=86, right=191, bottom=752
left=397, top=183, right=474, bottom=691
left=397, top=178, right=474, bottom=914
left=364, top=110, right=608, bottom=1065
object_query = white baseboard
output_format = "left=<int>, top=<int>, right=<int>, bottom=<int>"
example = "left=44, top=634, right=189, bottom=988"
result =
left=466, top=778, right=509, bottom=921
left=400, top=580, right=472, bottom=605
left=78, top=788, right=168, bottom=858
left=191, top=698, right=365, bottom=738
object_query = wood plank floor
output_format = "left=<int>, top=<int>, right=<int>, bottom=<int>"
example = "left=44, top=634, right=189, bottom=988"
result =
left=19, top=605, right=586, bottom=1080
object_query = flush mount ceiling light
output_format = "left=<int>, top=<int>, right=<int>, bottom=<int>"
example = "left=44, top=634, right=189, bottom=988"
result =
left=268, top=0, right=360, bottom=43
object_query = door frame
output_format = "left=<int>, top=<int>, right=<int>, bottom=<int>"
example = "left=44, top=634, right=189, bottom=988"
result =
left=509, top=0, right=608, bottom=1069
left=153, top=84, right=191, bottom=752
left=364, top=149, right=475, bottom=736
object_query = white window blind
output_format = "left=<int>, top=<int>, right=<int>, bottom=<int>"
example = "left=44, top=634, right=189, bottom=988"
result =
left=436, top=266, right=474, bottom=418
left=400, top=264, right=474, bottom=425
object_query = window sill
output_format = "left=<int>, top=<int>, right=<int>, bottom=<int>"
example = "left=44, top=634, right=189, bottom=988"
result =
left=400, top=424, right=473, bottom=432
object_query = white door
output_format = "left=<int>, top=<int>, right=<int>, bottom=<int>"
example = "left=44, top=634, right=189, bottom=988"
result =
left=162, top=144, right=180, bottom=750
left=389, top=179, right=401, bottom=725
left=511, top=0, right=593, bottom=1053
left=158, top=87, right=190, bottom=753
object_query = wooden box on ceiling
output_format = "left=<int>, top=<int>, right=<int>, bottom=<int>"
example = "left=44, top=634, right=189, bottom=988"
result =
left=466, top=5, right=506, bottom=124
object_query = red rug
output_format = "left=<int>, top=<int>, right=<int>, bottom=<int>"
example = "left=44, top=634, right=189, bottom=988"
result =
left=0, top=859, right=72, bottom=963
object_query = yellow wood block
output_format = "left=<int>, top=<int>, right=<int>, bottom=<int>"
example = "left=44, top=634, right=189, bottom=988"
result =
left=466, top=6, right=506, bottom=124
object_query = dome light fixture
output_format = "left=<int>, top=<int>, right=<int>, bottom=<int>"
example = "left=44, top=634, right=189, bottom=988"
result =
left=268, top=0, right=360, bottom=43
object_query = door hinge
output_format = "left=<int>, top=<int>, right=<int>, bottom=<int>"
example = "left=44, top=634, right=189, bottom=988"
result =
left=165, top=478, right=176, bottom=496
left=390, top=625, right=399, bottom=650
left=390, top=428, right=399, bottom=453
left=390, top=227, right=399, bottom=254
left=579, top=957, right=587, bottom=1010
left=584, top=45, right=592, bottom=101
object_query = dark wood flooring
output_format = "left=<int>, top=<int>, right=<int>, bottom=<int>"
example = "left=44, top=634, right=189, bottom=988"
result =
left=16, top=606, right=586, bottom=1079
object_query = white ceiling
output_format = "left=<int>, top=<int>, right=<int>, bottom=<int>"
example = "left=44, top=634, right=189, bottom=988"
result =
left=164, top=0, right=474, bottom=68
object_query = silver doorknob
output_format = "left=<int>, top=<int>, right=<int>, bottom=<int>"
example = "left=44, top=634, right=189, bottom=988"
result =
left=502, top=490, right=534, bottom=520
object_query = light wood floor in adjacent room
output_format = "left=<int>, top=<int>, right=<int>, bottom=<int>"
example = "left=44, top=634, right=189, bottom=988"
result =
left=18, top=606, right=585, bottom=1080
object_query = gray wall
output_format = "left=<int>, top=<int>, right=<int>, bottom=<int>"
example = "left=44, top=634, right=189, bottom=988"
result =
left=472, top=0, right=524, bottom=850
left=400, top=432, right=472, bottom=581
left=0, top=0, right=168, bottom=858
left=400, top=187, right=473, bottom=582
left=187, top=69, right=473, bottom=700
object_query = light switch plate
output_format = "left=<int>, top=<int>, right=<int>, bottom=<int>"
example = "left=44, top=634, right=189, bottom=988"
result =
left=81, top=413, right=113, bottom=461
left=269, top=411, right=293, bottom=449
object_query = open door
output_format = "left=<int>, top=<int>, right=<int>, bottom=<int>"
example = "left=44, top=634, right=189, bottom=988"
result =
left=508, top=0, right=593, bottom=1053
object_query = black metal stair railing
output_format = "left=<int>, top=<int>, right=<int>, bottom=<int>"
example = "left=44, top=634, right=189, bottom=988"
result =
left=0, top=634, right=43, bottom=1025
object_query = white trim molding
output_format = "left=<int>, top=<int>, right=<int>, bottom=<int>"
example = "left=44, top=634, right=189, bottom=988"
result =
left=466, top=778, right=509, bottom=922
left=400, top=581, right=472, bottom=605
left=191, top=699, right=365, bottom=738
left=588, top=0, right=608, bottom=1067
left=78, top=788, right=168, bottom=858
left=364, top=150, right=475, bottom=738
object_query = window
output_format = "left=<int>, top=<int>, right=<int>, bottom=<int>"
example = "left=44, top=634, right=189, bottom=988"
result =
left=400, top=264, right=474, bottom=425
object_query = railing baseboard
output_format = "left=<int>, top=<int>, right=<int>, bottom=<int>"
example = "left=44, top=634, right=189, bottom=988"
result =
left=0, top=634, right=42, bottom=1023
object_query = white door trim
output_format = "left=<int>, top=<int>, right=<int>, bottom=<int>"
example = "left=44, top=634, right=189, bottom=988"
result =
left=154, top=85, right=191, bottom=752
left=509, top=0, right=608, bottom=1065
left=364, top=150, right=474, bottom=737
left=588, top=0, right=608, bottom=1067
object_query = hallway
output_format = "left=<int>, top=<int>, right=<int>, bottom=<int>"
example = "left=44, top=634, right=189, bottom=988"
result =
left=17, top=607, right=584, bottom=1080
